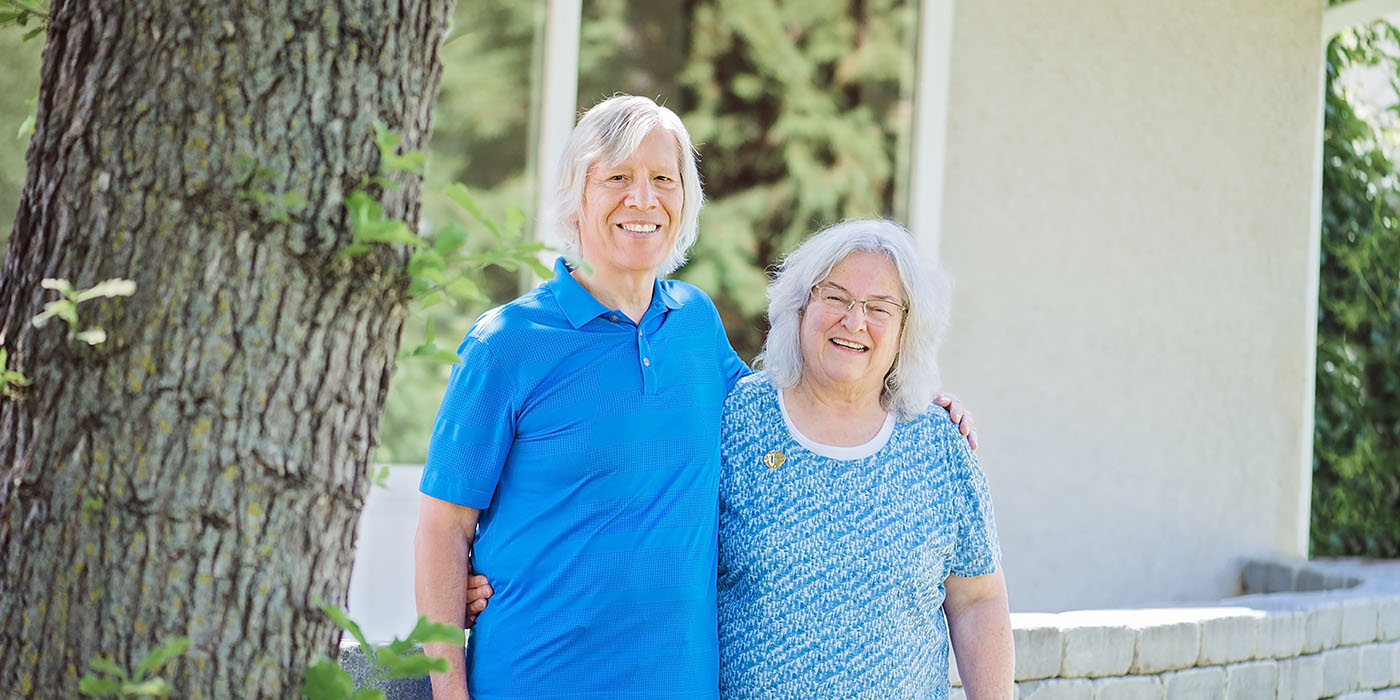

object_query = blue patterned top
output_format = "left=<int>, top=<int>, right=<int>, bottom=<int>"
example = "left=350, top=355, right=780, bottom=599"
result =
left=716, top=373, right=1001, bottom=700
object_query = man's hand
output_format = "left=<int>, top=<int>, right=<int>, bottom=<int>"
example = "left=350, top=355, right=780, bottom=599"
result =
left=934, top=392, right=978, bottom=450
left=464, top=573, right=494, bottom=627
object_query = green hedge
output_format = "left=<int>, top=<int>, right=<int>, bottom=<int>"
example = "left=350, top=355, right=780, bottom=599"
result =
left=1312, top=25, right=1400, bottom=557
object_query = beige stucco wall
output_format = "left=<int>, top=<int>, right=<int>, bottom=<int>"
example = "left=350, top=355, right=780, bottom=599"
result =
left=937, top=0, right=1326, bottom=611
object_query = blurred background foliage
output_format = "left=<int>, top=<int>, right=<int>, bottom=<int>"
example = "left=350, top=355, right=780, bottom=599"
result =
left=1311, top=21, right=1400, bottom=558
left=0, top=3, right=1397, bottom=549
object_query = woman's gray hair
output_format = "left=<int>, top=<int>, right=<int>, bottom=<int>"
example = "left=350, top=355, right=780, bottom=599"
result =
left=756, top=219, right=952, bottom=419
left=549, top=95, right=703, bottom=276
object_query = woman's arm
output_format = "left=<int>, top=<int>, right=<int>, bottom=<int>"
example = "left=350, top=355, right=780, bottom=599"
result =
left=943, top=569, right=1014, bottom=700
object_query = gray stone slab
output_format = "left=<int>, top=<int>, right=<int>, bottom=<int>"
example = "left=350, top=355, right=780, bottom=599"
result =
left=1015, top=615, right=1067, bottom=681
left=1292, top=654, right=1325, bottom=700
left=1305, top=603, right=1344, bottom=654
left=1021, top=678, right=1096, bottom=700
left=1059, top=612, right=1135, bottom=678
left=1224, top=660, right=1278, bottom=700
left=1163, top=667, right=1226, bottom=700
left=1359, top=643, right=1393, bottom=690
left=1341, top=598, right=1381, bottom=646
left=1133, top=620, right=1203, bottom=674
left=1093, top=675, right=1164, bottom=700
left=1199, top=612, right=1263, bottom=666
left=1256, top=610, right=1306, bottom=660
left=1322, top=646, right=1362, bottom=698
left=1379, top=600, right=1400, bottom=642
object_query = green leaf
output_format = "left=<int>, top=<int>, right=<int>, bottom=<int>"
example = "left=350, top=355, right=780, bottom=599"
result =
left=17, top=113, right=34, bottom=140
left=526, top=256, right=556, bottom=280
left=405, top=617, right=466, bottom=646
left=316, top=595, right=370, bottom=651
left=373, top=120, right=426, bottom=175
left=432, top=223, right=469, bottom=256
left=300, top=658, right=354, bottom=700
left=82, top=496, right=104, bottom=511
left=444, top=183, right=504, bottom=240
left=133, top=637, right=190, bottom=681
left=121, top=678, right=174, bottom=697
left=373, top=464, right=390, bottom=489
left=87, top=656, right=128, bottom=681
left=78, top=674, right=122, bottom=697
left=444, top=277, right=481, bottom=301
left=407, top=250, right=446, bottom=279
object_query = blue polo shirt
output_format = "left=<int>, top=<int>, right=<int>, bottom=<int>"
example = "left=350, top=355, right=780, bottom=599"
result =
left=421, top=257, right=748, bottom=700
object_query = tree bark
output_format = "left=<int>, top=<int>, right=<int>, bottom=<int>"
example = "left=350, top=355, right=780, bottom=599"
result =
left=0, top=1, right=453, bottom=696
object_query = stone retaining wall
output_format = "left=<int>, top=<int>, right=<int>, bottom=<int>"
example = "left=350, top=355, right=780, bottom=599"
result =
left=342, top=558, right=1400, bottom=699
left=952, top=559, right=1400, bottom=700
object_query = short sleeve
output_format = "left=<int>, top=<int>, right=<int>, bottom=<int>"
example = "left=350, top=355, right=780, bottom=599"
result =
left=948, top=436, right=1002, bottom=578
left=419, top=336, right=520, bottom=509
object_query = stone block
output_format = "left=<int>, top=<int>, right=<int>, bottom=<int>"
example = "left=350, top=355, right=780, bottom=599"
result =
left=1378, top=599, right=1400, bottom=642
left=1393, top=640, right=1400, bottom=686
left=1322, top=646, right=1362, bottom=698
left=1341, top=598, right=1381, bottom=646
left=1133, top=619, right=1202, bottom=674
left=1059, top=612, right=1134, bottom=678
left=1304, top=603, right=1343, bottom=654
left=1331, top=692, right=1376, bottom=700
left=1358, top=643, right=1392, bottom=689
left=1224, top=660, right=1278, bottom=700
left=1021, top=678, right=1095, bottom=700
left=1244, top=562, right=1296, bottom=595
left=1199, top=612, right=1264, bottom=665
left=1276, top=657, right=1297, bottom=700
left=1374, top=689, right=1400, bottom=700
left=1296, top=568, right=1329, bottom=592
left=1256, top=610, right=1306, bottom=660
left=1293, top=654, right=1325, bottom=700
left=1015, top=614, right=1067, bottom=681
left=1093, top=675, right=1163, bottom=700
left=1163, top=667, right=1226, bottom=700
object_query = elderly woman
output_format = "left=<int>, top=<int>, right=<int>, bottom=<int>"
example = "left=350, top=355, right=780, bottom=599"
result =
left=716, top=219, right=1012, bottom=699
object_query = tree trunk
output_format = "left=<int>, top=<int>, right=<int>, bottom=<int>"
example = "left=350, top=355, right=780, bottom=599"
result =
left=0, top=1, right=453, bottom=696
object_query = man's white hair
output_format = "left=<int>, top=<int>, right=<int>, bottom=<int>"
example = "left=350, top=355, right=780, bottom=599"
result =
left=756, top=219, right=952, bottom=418
left=549, top=95, right=703, bottom=276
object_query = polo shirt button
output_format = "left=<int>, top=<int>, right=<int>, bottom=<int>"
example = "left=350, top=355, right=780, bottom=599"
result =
left=642, top=357, right=651, bottom=367
left=609, top=315, right=619, bottom=322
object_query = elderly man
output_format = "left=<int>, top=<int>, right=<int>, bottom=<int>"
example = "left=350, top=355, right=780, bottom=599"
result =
left=414, top=95, right=975, bottom=699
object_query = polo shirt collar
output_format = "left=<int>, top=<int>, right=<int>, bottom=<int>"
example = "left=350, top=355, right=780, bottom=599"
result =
left=549, top=256, right=682, bottom=329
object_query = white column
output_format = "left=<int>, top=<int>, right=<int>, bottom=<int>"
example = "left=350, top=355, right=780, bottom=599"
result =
left=531, top=0, right=582, bottom=261
left=907, top=0, right=957, bottom=252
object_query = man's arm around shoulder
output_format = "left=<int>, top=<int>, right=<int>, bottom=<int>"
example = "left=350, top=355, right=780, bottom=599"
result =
left=415, top=494, right=482, bottom=700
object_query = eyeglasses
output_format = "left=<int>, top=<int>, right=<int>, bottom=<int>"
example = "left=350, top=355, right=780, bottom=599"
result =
left=810, top=284, right=907, bottom=325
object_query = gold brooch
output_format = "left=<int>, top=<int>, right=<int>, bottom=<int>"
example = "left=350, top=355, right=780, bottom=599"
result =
left=762, top=450, right=786, bottom=469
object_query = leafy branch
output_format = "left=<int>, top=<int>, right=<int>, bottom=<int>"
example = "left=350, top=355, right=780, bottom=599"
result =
left=0, top=0, right=49, bottom=41
left=31, top=278, right=137, bottom=345
left=339, top=123, right=555, bottom=364
left=78, top=637, right=191, bottom=698
left=301, top=597, right=463, bottom=700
